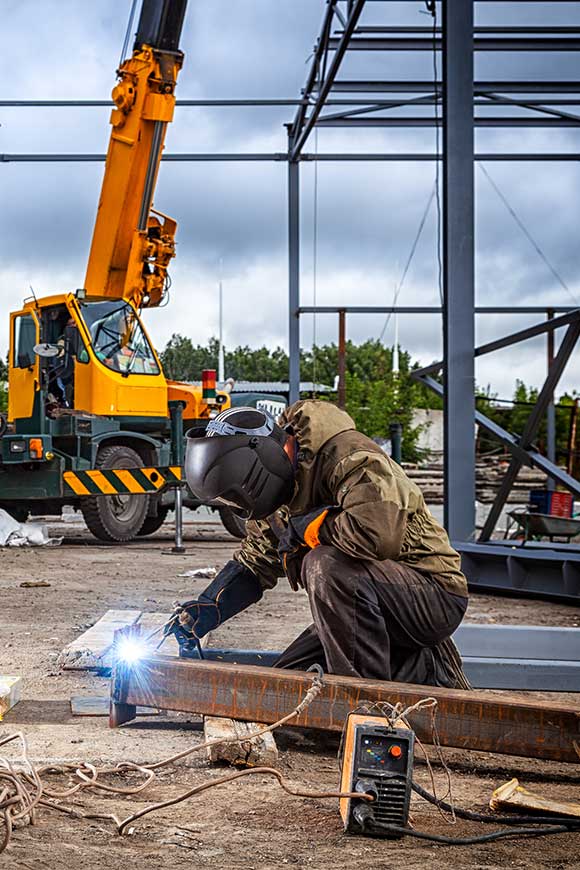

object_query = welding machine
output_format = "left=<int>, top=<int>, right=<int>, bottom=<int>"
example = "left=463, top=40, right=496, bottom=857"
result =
left=339, top=713, right=414, bottom=837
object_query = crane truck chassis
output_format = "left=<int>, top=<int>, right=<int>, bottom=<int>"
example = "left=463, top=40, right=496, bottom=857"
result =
left=0, top=0, right=246, bottom=542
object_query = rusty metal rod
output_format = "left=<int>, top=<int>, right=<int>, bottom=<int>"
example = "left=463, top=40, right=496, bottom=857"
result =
left=110, top=655, right=580, bottom=763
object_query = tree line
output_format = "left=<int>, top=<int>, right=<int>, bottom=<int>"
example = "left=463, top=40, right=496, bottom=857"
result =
left=161, top=334, right=579, bottom=467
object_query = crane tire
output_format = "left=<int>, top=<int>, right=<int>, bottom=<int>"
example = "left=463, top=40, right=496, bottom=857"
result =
left=138, top=505, right=169, bottom=536
left=81, top=445, right=149, bottom=542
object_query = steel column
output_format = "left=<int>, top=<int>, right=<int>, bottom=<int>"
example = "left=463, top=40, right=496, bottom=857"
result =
left=547, top=309, right=556, bottom=490
left=288, top=149, right=301, bottom=404
left=443, top=0, right=476, bottom=540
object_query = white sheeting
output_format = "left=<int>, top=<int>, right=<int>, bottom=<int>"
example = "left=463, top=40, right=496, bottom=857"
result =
left=0, top=509, right=62, bottom=547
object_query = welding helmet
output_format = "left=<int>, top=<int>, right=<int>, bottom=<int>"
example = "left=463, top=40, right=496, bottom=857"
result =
left=185, top=407, right=295, bottom=520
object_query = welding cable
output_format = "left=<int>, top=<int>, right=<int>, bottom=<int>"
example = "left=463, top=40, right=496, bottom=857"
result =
left=362, top=820, right=574, bottom=845
left=116, top=766, right=373, bottom=835
left=0, top=666, right=325, bottom=853
left=411, top=780, right=580, bottom=830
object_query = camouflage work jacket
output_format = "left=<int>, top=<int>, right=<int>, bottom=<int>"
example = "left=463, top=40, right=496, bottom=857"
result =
left=235, top=400, right=468, bottom=598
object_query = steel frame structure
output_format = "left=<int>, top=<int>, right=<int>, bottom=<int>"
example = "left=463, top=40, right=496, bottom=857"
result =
left=3, top=1, right=580, bottom=599
left=283, top=0, right=580, bottom=601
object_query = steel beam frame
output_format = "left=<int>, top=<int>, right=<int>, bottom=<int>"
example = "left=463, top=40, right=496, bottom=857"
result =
left=4, top=154, right=580, bottom=163
left=443, top=0, right=476, bottom=540
left=412, top=311, right=580, bottom=541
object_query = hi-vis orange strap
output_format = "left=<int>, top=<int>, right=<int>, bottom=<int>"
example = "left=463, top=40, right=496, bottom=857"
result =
left=303, top=509, right=329, bottom=549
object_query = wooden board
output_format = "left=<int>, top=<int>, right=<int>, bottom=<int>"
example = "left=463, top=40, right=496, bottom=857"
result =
left=110, top=655, right=580, bottom=764
left=58, top=609, right=194, bottom=670
left=203, top=716, right=278, bottom=767
left=71, top=695, right=160, bottom=717
left=58, top=610, right=141, bottom=670
left=490, top=778, right=580, bottom=818
left=0, top=676, right=21, bottom=718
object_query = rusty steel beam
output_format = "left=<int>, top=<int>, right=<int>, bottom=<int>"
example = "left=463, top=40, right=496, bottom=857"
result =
left=109, top=655, right=580, bottom=763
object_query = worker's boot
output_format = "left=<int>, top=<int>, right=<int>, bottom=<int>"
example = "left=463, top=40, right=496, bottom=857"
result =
left=431, top=637, right=472, bottom=690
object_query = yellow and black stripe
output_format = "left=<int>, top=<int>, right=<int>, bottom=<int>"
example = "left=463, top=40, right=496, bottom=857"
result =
left=63, top=466, right=182, bottom=497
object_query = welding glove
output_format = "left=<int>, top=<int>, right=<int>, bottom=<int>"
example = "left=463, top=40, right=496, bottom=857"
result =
left=277, top=507, right=333, bottom=591
left=176, top=560, right=263, bottom=642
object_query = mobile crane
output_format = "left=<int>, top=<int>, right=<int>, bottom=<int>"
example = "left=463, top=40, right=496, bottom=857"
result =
left=0, top=0, right=236, bottom=541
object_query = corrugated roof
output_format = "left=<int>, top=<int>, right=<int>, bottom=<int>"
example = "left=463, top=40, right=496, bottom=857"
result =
left=231, top=381, right=333, bottom=393
left=189, top=380, right=333, bottom=393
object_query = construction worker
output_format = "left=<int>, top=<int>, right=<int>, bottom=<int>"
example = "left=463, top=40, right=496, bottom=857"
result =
left=181, top=401, right=470, bottom=688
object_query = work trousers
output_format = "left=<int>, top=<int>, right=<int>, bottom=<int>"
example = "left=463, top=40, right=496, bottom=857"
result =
left=274, top=545, right=468, bottom=687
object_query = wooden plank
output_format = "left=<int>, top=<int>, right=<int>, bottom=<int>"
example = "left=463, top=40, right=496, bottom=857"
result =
left=58, top=610, right=141, bottom=669
left=0, top=676, right=22, bottom=719
left=110, top=655, right=580, bottom=763
left=70, top=696, right=159, bottom=717
left=490, top=778, right=580, bottom=818
left=203, top=716, right=278, bottom=767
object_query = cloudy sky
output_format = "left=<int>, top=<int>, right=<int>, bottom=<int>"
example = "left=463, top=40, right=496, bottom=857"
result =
left=1, top=0, right=579, bottom=398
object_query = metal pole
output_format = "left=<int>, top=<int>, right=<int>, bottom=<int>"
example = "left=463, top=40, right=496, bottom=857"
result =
left=390, top=422, right=403, bottom=464
left=567, top=398, right=578, bottom=477
left=288, top=137, right=301, bottom=404
left=547, top=308, right=556, bottom=490
left=338, top=309, right=346, bottom=409
left=443, top=0, right=476, bottom=541
left=170, top=401, right=186, bottom=554
left=218, top=265, right=225, bottom=383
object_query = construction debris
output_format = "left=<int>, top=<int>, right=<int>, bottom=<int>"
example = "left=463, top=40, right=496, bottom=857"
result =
left=491, top=778, right=580, bottom=818
left=177, top=567, right=218, bottom=579
left=0, top=676, right=22, bottom=719
left=402, top=460, right=546, bottom=505
left=0, top=509, right=62, bottom=548
left=204, top=716, right=278, bottom=767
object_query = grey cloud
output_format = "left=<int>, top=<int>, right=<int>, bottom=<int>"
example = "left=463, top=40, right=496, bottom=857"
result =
left=1, top=0, right=579, bottom=399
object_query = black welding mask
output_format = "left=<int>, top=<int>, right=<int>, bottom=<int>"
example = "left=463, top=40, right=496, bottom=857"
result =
left=185, top=407, right=296, bottom=520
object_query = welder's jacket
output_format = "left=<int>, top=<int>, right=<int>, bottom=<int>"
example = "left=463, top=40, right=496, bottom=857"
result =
left=234, top=400, right=468, bottom=598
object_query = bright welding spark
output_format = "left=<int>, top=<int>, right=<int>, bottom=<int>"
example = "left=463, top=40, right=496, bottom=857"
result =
left=116, top=636, right=149, bottom=666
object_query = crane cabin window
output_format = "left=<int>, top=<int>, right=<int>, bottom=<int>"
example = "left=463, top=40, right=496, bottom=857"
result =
left=79, top=300, right=160, bottom=376
left=13, top=314, right=37, bottom=368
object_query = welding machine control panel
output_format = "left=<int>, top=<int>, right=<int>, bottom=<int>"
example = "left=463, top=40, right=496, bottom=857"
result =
left=359, top=733, right=409, bottom=773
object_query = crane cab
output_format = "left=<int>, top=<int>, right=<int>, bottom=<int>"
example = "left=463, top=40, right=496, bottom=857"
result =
left=8, top=292, right=168, bottom=428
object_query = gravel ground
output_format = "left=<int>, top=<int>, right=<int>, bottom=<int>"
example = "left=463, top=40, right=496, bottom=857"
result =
left=1, top=514, right=579, bottom=869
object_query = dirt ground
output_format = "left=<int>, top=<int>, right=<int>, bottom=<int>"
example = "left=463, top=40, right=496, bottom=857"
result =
left=1, top=513, right=579, bottom=869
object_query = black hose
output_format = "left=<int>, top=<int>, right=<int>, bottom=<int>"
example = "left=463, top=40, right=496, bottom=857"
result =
left=411, top=780, right=580, bottom=829
left=366, top=821, right=573, bottom=846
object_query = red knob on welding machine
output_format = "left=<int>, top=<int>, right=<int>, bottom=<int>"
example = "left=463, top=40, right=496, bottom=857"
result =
left=389, top=744, right=402, bottom=758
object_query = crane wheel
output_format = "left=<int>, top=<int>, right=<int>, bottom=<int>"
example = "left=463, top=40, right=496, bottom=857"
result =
left=138, top=505, right=169, bottom=536
left=81, top=445, right=149, bottom=542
